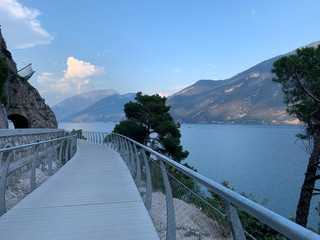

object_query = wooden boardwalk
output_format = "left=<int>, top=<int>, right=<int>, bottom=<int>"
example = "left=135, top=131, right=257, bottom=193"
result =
left=0, top=139, right=159, bottom=240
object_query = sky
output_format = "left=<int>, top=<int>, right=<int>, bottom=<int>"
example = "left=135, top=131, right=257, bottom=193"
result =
left=0, top=0, right=320, bottom=106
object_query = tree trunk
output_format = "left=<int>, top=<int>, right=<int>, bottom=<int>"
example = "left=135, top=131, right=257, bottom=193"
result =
left=295, top=132, right=320, bottom=227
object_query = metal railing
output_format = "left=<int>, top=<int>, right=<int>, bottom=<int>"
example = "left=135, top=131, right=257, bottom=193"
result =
left=0, top=133, right=77, bottom=216
left=81, top=131, right=320, bottom=240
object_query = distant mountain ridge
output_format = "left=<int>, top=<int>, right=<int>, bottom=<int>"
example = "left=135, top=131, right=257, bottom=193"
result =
left=52, top=89, right=119, bottom=121
left=60, top=93, right=135, bottom=122
left=167, top=41, right=320, bottom=124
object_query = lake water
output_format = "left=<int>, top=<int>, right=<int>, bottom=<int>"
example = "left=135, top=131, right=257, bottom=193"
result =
left=59, top=122, right=319, bottom=228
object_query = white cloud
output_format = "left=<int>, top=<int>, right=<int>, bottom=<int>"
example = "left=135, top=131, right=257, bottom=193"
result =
left=157, top=92, right=169, bottom=97
left=250, top=9, right=256, bottom=15
left=0, top=0, right=53, bottom=49
left=64, top=57, right=105, bottom=79
left=37, top=57, right=105, bottom=94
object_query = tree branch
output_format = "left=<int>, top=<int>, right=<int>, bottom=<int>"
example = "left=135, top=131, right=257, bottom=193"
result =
left=294, top=69, right=320, bottom=103
left=308, top=159, right=320, bottom=171
left=307, top=108, right=320, bottom=134
left=309, top=175, right=320, bottom=182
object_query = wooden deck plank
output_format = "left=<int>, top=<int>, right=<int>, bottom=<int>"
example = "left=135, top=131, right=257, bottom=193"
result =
left=0, top=140, right=159, bottom=240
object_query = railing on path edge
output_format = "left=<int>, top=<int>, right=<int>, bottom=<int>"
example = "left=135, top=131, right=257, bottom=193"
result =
left=0, top=133, right=77, bottom=216
left=80, top=131, right=320, bottom=240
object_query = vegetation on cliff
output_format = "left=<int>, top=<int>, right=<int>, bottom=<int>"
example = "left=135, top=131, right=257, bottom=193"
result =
left=0, top=56, right=8, bottom=106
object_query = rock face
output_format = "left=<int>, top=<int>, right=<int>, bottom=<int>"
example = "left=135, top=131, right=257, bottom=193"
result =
left=0, top=103, right=8, bottom=128
left=0, top=27, right=57, bottom=128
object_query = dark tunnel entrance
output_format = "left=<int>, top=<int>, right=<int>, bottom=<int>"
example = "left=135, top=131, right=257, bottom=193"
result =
left=8, top=114, right=29, bottom=128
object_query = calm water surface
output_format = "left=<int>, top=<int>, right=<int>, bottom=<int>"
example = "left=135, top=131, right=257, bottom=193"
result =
left=59, top=122, right=319, bottom=228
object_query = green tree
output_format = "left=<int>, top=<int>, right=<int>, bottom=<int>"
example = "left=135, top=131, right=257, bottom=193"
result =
left=0, top=56, right=8, bottom=106
left=113, top=92, right=189, bottom=163
left=272, top=45, right=320, bottom=227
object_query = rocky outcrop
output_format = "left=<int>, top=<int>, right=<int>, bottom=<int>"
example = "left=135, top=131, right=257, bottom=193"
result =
left=0, top=103, right=8, bottom=128
left=0, top=27, right=57, bottom=128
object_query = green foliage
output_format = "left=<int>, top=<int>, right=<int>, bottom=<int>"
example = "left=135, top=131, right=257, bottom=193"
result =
left=207, top=181, right=285, bottom=239
left=113, top=119, right=147, bottom=143
left=113, top=92, right=189, bottom=163
left=0, top=57, right=8, bottom=106
left=71, top=129, right=86, bottom=139
left=272, top=45, right=320, bottom=135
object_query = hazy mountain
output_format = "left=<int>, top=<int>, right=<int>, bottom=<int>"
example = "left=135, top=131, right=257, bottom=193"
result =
left=60, top=93, right=135, bottom=122
left=167, top=41, right=320, bottom=124
left=52, top=89, right=119, bottom=120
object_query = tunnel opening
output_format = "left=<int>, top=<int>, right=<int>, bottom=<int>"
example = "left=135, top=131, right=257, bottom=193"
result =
left=8, top=114, right=29, bottom=128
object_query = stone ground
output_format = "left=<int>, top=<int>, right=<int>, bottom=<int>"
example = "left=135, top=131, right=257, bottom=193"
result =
left=140, top=187, right=233, bottom=240
left=5, top=162, right=58, bottom=210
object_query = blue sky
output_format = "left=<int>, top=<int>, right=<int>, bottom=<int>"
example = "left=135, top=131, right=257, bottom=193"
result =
left=0, top=0, right=319, bottom=106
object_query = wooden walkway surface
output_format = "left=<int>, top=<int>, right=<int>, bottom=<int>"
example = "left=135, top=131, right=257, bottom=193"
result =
left=0, top=139, right=159, bottom=240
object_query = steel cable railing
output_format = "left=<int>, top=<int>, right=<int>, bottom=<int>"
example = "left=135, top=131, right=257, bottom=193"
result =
left=81, top=131, right=320, bottom=240
left=0, top=133, right=77, bottom=216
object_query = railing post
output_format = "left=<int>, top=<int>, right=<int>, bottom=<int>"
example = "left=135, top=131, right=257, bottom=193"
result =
left=48, top=142, right=55, bottom=176
left=120, top=137, right=125, bottom=159
left=65, top=138, right=70, bottom=163
left=128, top=141, right=135, bottom=175
left=58, top=139, right=65, bottom=167
left=159, top=160, right=176, bottom=240
left=99, top=133, right=102, bottom=145
left=0, top=151, right=14, bottom=216
left=125, top=140, right=131, bottom=164
left=142, top=150, right=152, bottom=211
left=226, top=201, right=246, bottom=240
left=104, top=133, right=108, bottom=147
left=110, top=134, right=113, bottom=149
left=30, top=145, right=40, bottom=192
left=134, top=144, right=141, bottom=189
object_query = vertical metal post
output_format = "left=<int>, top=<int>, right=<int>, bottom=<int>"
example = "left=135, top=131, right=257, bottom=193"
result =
left=110, top=134, right=113, bottom=149
left=0, top=151, right=14, bottom=216
left=65, top=138, right=70, bottom=162
left=120, top=137, right=125, bottom=158
left=99, top=133, right=102, bottom=144
left=159, top=160, right=176, bottom=240
left=128, top=141, right=135, bottom=175
left=226, top=201, right=246, bottom=240
left=48, top=142, right=54, bottom=176
left=105, top=134, right=109, bottom=147
left=125, top=139, right=131, bottom=166
left=89, top=132, right=91, bottom=142
left=30, top=145, right=40, bottom=192
left=58, top=140, right=65, bottom=167
left=142, top=150, right=152, bottom=210
left=69, top=137, right=74, bottom=158
left=134, top=144, right=141, bottom=189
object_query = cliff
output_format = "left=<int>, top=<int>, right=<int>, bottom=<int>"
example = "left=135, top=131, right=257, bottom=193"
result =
left=0, top=27, right=57, bottom=128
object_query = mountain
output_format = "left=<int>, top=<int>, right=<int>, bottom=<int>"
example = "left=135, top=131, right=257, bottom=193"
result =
left=60, top=93, right=135, bottom=122
left=167, top=41, right=320, bottom=124
left=52, top=89, right=119, bottom=121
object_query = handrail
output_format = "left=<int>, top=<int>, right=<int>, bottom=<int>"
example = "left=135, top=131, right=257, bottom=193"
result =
left=0, top=133, right=77, bottom=216
left=82, top=131, right=320, bottom=240
left=0, top=134, right=77, bottom=153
